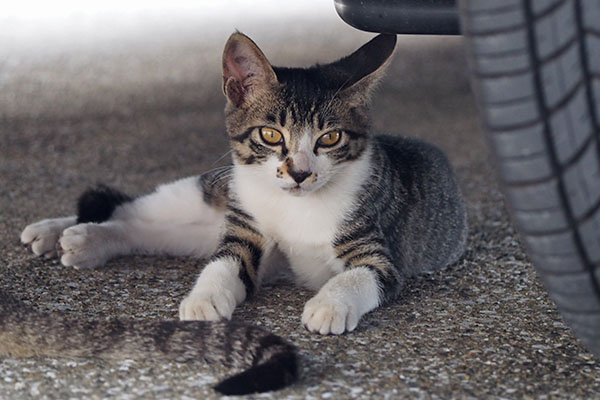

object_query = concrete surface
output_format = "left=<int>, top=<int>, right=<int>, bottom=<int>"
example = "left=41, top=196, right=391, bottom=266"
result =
left=1, top=4, right=600, bottom=399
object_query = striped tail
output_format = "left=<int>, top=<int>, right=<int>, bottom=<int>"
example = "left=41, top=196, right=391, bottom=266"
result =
left=0, top=290, right=298, bottom=395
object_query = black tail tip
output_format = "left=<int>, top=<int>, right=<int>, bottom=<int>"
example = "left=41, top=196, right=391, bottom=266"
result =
left=213, top=352, right=298, bottom=396
left=76, top=184, right=132, bottom=224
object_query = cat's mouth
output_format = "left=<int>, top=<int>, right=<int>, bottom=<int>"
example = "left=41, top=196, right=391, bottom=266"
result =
left=283, top=184, right=310, bottom=196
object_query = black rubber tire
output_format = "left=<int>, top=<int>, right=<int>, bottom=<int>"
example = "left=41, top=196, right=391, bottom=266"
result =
left=459, top=0, right=600, bottom=357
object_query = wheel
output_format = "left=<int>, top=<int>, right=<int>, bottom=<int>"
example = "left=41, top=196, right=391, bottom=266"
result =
left=459, top=0, right=600, bottom=356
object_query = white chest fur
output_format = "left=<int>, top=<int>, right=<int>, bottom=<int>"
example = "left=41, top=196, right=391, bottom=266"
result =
left=232, top=149, right=372, bottom=290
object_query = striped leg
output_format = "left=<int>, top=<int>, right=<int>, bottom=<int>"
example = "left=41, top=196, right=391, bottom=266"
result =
left=179, top=202, right=267, bottom=321
left=302, top=223, right=401, bottom=335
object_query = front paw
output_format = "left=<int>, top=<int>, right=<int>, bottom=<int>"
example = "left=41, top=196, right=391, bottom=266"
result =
left=179, top=289, right=237, bottom=321
left=302, top=294, right=359, bottom=335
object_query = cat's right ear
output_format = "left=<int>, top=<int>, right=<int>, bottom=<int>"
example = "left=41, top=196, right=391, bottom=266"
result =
left=222, top=33, right=278, bottom=108
left=329, top=34, right=397, bottom=105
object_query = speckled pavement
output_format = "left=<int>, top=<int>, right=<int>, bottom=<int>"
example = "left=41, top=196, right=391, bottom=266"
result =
left=2, top=7, right=600, bottom=400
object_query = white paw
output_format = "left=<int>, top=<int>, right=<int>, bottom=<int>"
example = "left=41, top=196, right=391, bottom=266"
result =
left=59, top=224, right=111, bottom=269
left=179, top=289, right=237, bottom=321
left=302, top=294, right=359, bottom=335
left=21, top=217, right=77, bottom=258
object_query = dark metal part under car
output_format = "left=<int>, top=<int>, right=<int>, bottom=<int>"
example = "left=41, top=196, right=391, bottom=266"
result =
left=334, top=0, right=459, bottom=35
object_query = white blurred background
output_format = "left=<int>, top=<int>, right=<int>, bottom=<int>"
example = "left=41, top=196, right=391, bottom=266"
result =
left=0, top=0, right=467, bottom=130
left=0, top=0, right=386, bottom=120
left=0, top=0, right=349, bottom=57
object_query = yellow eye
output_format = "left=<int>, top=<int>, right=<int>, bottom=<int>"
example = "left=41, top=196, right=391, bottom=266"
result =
left=260, top=127, right=283, bottom=145
left=317, top=131, right=342, bottom=147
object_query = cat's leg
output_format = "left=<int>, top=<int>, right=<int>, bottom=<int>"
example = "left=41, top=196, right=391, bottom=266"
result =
left=58, top=176, right=227, bottom=269
left=302, top=226, right=401, bottom=335
left=20, top=184, right=132, bottom=262
left=301, top=267, right=383, bottom=335
left=58, top=220, right=131, bottom=269
left=21, top=216, right=78, bottom=258
left=179, top=203, right=270, bottom=321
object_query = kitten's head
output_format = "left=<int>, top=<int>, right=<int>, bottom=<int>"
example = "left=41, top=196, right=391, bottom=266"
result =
left=222, top=32, right=396, bottom=196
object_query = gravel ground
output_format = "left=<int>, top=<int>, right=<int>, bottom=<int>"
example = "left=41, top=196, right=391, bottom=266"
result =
left=2, top=5, right=600, bottom=399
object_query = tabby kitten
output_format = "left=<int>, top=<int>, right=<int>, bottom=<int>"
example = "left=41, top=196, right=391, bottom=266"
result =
left=18, top=33, right=466, bottom=341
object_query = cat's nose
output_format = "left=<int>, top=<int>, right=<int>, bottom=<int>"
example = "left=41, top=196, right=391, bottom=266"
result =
left=288, top=169, right=311, bottom=184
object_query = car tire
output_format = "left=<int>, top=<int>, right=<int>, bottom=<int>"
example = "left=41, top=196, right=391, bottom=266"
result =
left=459, top=0, right=600, bottom=356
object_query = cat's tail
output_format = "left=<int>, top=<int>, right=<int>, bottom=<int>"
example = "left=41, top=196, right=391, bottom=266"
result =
left=212, top=332, right=298, bottom=395
left=0, top=290, right=298, bottom=395
left=76, top=184, right=133, bottom=223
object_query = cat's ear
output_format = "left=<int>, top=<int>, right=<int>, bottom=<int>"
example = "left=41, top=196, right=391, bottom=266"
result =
left=222, top=33, right=278, bottom=107
left=329, top=34, right=396, bottom=101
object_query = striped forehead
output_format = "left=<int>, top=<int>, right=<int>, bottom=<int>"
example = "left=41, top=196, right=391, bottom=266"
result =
left=265, top=103, right=327, bottom=132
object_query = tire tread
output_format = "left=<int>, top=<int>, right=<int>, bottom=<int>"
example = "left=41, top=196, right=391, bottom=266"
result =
left=460, top=0, right=600, bottom=357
